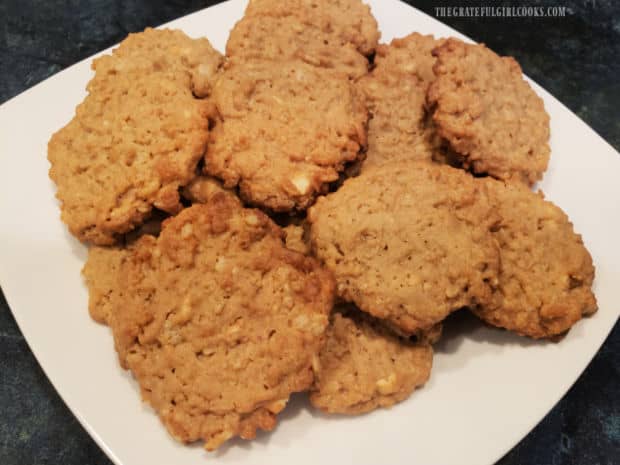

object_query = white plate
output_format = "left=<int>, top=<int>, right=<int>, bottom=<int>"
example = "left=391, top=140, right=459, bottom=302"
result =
left=0, top=1, right=618, bottom=464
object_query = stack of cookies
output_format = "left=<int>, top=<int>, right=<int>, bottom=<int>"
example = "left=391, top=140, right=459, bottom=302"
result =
left=48, top=0, right=597, bottom=452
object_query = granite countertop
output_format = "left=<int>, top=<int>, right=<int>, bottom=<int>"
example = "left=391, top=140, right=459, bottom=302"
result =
left=0, top=1, right=618, bottom=464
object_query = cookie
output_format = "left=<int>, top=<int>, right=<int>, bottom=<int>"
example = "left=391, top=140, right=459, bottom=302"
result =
left=427, top=38, right=550, bottom=185
left=308, top=161, right=500, bottom=334
left=206, top=60, right=368, bottom=212
left=358, top=33, right=443, bottom=169
left=473, top=180, right=597, bottom=338
left=48, top=29, right=223, bottom=245
left=310, top=307, right=432, bottom=414
left=108, top=197, right=335, bottom=450
left=91, top=28, right=223, bottom=98
left=227, top=14, right=370, bottom=80
left=82, top=246, right=128, bottom=324
left=243, top=0, right=379, bottom=56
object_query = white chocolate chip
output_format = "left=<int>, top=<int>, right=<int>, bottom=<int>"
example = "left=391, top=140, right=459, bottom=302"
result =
left=445, top=284, right=460, bottom=299
left=376, top=373, right=398, bottom=395
left=293, top=314, right=309, bottom=329
left=291, top=174, right=311, bottom=195
left=180, top=223, right=193, bottom=238
left=245, top=214, right=259, bottom=226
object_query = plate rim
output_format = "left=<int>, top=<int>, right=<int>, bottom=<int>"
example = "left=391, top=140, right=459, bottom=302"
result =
left=0, top=1, right=618, bottom=464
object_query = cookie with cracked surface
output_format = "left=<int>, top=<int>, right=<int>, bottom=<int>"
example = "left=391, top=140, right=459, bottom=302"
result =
left=308, top=161, right=500, bottom=334
left=310, top=307, right=432, bottom=414
left=427, top=38, right=550, bottom=185
left=227, top=14, right=370, bottom=80
left=48, top=29, right=223, bottom=245
left=109, top=197, right=335, bottom=450
left=358, top=33, right=443, bottom=170
left=243, top=0, right=379, bottom=56
left=473, top=180, right=597, bottom=338
left=206, top=60, right=368, bottom=212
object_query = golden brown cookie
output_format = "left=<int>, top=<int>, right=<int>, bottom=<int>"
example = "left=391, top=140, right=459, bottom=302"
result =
left=427, top=38, right=550, bottom=185
left=308, top=161, right=500, bottom=334
left=227, top=14, right=370, bottom=80
left=91, top=28, right=222, bottom=98
left=48, top=29, right=223, bottom=245
left=473, top=180, right=597, bottom=338
left=358, top=33, right=443, bottom=169
left=310, top=307, right=433, bottom=414
left=82, top=246, right=128, bottom=324
left=243, top=0, right=379, bottom=56
left=109, top=197, right=335, bottom=450
left=206, top=60, right=368, bottom=212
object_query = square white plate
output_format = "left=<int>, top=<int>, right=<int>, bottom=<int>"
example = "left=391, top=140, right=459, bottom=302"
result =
left=0, top=1, right=618, bottom=464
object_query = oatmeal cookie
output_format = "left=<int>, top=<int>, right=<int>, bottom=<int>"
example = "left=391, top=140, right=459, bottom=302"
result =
left=227, top=14, right=370, bottom=79
left=109, top=197, right=335, bottom=450
left=48, top=29, right=222, bottom=245
left=92, top=28, right=223, bottom=98
left=473, top=180, right=597, bottom=338
left=310, top=307, right=433, bottom=414
left=243, top=0, right=379, bottom=56
left=427, top=38, right=550, bottom=185
left=206, top=60, right=367, bottom=211
left=358, top=33, right=443, bottom=169
left=308, top=161, right=500, bottom=334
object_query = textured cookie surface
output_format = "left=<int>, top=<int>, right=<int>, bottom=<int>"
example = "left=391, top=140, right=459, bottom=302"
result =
left=310, top=308, right=432, bottom=414
left=473, top=180, right=597, bottom=338
left=83, top=246, right=128, bottom=324
left=308, top=161, right=500, bottom=334
left=206, top=60, right=367, bottom=211
left=427, top=38, right=550, bottom=185
left=91, top=28, right=222, bottom=98
left=108, top=198, right=334, bottom=450
left=243, top=0, right=379, bottom=56
left=227, top=14, right=370, bottom=79
left=48, top=29, right=222, bottom=245
left=358, top=33, right=442, bottom=169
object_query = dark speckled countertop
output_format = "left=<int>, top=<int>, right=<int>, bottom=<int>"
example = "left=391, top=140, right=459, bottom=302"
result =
left=0, top=1, right=618, bottom=464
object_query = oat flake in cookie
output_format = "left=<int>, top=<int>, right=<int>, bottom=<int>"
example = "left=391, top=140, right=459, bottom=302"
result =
left=48, top=29, right=222, bottom=245
left=108, top=197, right=335, bottom=450
left=427, top=38, right=550, bottom=185
left=310, top=306, right=433, bottom=415
left=308, top=160, right=500, bottom=334
left=473, top=180, right=597, bottom=338
left=206, top=59, right=368, bottom=212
